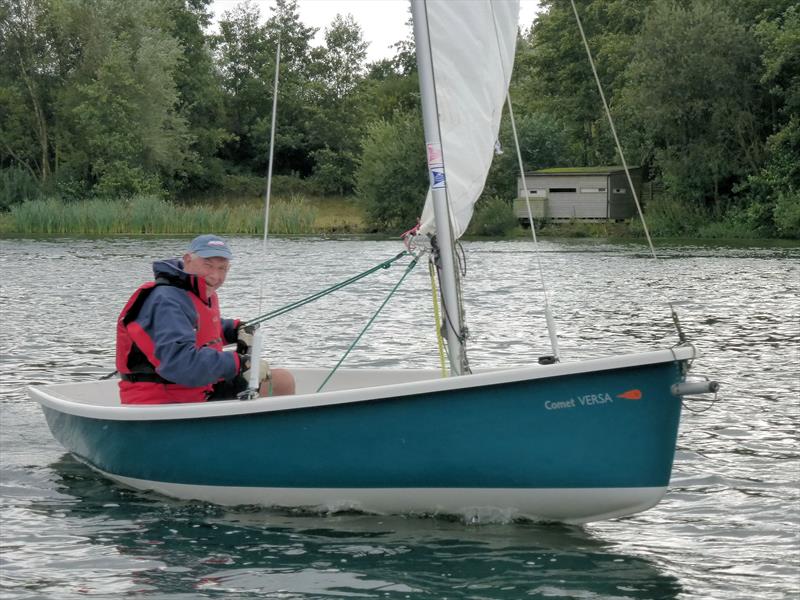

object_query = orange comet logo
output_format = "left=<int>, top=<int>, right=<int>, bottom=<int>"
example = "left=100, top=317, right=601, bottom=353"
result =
left=617, top=389, right=642, bottom=400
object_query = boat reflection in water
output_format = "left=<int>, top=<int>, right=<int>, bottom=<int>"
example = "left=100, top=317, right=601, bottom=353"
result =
left=30, top=454, right=683, bottom=599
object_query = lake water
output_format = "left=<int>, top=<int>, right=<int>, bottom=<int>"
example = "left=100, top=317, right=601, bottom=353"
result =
left=1, top=236, right=798, bottom=599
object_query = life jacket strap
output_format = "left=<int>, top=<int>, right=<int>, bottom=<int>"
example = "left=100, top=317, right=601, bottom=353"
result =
left=120, top=372, right=171, bottom=384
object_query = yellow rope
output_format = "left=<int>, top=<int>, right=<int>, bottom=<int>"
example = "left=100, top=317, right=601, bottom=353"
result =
left=429, top=259, right=448, bottom=377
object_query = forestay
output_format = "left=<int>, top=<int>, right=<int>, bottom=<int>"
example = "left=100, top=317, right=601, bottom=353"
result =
left=418, top=0, right=519, bottom=239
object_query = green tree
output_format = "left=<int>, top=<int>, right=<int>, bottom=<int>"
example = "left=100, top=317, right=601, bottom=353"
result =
left=358, top=13, right=417, bottom=125
left=214, top=0, right=276, bottom=172
left=619, top=1, right=763, bottom=206
left=258, top=0, right=317, bottom=178
left=57, top=0, right=191, bottom=197
left=483, top=112, right=572, bottom=200
left=738, top=5, right=800, bottom=236
left=517, top=0, right=654, bottom=166
left=307, top=13, right=369, bottom=195
left=214, top=0, right=318, bottom=180
left=360, top=58, right=419, bottom=124
left=356, top=110, right=426, bottom=230
left=164, top=0, right=229, bottom=195
left=1, top=0, right=194, bottom=199
left=0, top=0, right=67, bottom=189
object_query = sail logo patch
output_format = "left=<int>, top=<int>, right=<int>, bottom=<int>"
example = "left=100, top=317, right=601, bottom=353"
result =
left=427, top=143, right=443, bottom=167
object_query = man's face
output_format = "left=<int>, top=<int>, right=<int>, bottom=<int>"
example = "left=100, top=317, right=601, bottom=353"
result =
left=183, top=253, right=230, bottom=293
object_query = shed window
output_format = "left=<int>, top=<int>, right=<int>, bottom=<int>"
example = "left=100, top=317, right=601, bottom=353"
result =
left=580, top=187, right=606, bottom=193
left=549, top=187, right=576, bottom=193
left=521, top=188, right=546, bottom=197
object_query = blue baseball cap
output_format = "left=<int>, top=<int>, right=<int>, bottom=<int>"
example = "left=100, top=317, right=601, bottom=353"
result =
left=187, top=234, right=233, bottom=259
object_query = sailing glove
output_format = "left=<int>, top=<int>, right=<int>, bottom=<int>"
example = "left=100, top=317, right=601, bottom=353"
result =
left=237, top=354, right=271, bottom=383
left=236, top=323, right=256, bottom=354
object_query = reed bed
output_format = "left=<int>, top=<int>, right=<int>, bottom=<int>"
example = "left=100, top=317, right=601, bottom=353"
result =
left=6, top=195, right=326, bottom=235
left=269, top=196, right=318, bottom=234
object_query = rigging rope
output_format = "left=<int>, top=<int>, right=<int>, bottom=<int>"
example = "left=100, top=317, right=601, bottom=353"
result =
left=490, top=0, right=561, bottom=361
left=569, top=0, right=657, bottom=260
left=316, top=257, right=420, bottom=393
left=428, top=258, right=448, bottom=377
left=243, top=251, right=409, bottom=328
left=429, top=237, right=471, bottom=373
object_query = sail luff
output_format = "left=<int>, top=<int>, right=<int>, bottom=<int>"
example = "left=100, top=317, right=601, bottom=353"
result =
left=417, top=0, right=520, bottom=239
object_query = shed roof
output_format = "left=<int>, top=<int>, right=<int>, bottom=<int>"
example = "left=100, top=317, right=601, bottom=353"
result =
left=523, top=166, right=640, bottom=176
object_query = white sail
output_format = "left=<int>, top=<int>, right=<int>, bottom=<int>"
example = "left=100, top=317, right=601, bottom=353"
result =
left=418, top=0, right=520, bottom=239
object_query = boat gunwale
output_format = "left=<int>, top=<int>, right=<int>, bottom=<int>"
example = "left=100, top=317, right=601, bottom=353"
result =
left=29, top=346, right=695, bottom=421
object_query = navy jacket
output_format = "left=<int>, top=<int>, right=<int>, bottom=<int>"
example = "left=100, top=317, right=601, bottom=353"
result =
left=126, top=258, right=239, bottom=387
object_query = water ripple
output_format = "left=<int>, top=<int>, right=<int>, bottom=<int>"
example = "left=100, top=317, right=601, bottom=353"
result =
left=1, top=237, right=799, bottom=599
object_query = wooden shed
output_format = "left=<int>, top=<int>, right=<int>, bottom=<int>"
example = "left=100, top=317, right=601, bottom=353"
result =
left=514, top=166, right=643, bottom=223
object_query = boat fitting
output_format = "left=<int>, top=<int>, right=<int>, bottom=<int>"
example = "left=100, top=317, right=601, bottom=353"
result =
left=671, top=380, right=720, bottom=396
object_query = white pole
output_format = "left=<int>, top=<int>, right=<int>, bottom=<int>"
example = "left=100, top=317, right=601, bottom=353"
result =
left=246, top=40, right=281, bottom=398
left=411, top=0, right=466, bottom=376
left=506, top=95, right=561, bottom=361
left=258, top=39, right=281, bottom=312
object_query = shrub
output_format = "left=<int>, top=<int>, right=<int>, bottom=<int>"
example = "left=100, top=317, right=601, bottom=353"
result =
left=628, top=195, right=708, bottom=237
left=356, top=111, right=427, bottom=231
left=773, top=190, right=800, bottom=239
left=482, top=113, right=573, bottom=201
left=309, top=147, right=357, bottom=196
left=467, top=196, right=518, bottom=236
left=0, top=167, right=41, bottom=211
left=92, top=161, right=163, bottom=198
left=220, top=173, right=265, bottom=198
left=269, top=174, right=317, bottom=198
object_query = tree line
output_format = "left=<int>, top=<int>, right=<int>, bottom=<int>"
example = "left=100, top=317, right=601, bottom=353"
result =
left=1, top=0, right=798, bottom=237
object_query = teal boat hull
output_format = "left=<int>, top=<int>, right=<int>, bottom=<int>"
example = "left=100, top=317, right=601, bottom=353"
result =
left=31, top=348, right=694, bottom=523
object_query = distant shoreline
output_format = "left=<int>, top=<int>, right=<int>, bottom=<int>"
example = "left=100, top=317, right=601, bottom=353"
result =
left=2, top=195, right=798, bottom=244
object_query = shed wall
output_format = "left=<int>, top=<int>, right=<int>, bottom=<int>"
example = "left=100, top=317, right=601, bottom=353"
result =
left=607, top=171, right=641, bottom=219
left=515, top=169, right=642, bottom=221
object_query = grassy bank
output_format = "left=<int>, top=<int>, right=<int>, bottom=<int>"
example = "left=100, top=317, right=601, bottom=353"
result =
left=1, top=194, right=796, bottom=241
left=513, top=195, right=800, bottom=241
left=0, top=195, right=365, bottom=236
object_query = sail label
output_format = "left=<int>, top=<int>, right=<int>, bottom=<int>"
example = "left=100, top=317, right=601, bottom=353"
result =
left=431, top=169, right=446, bottom=188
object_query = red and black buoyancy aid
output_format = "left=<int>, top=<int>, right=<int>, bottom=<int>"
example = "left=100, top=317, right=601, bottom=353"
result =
left=116, top=275, right=227, bottom=404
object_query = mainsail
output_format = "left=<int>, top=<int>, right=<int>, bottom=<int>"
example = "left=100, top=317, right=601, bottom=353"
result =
left=417, top=0, right=520, bottom=239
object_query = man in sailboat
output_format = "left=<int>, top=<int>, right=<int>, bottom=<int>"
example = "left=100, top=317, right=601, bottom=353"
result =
left=115, top=234, right=295, bottom=404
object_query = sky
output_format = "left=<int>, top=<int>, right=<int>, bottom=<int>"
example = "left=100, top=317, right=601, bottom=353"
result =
left=210, top=1, right=543, bottom=63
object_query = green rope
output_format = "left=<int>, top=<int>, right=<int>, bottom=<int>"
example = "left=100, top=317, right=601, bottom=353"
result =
left=316, top=257, right=419, bottom=393
left=244, top=251, right=409, bottom=327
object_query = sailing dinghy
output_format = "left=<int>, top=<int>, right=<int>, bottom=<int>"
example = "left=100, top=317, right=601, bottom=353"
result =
left=29, top=0, right=717, bottom=524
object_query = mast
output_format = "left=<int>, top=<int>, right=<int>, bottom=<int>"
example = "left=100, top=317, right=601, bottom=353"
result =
left=411, top=0, right=467, bottom=376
